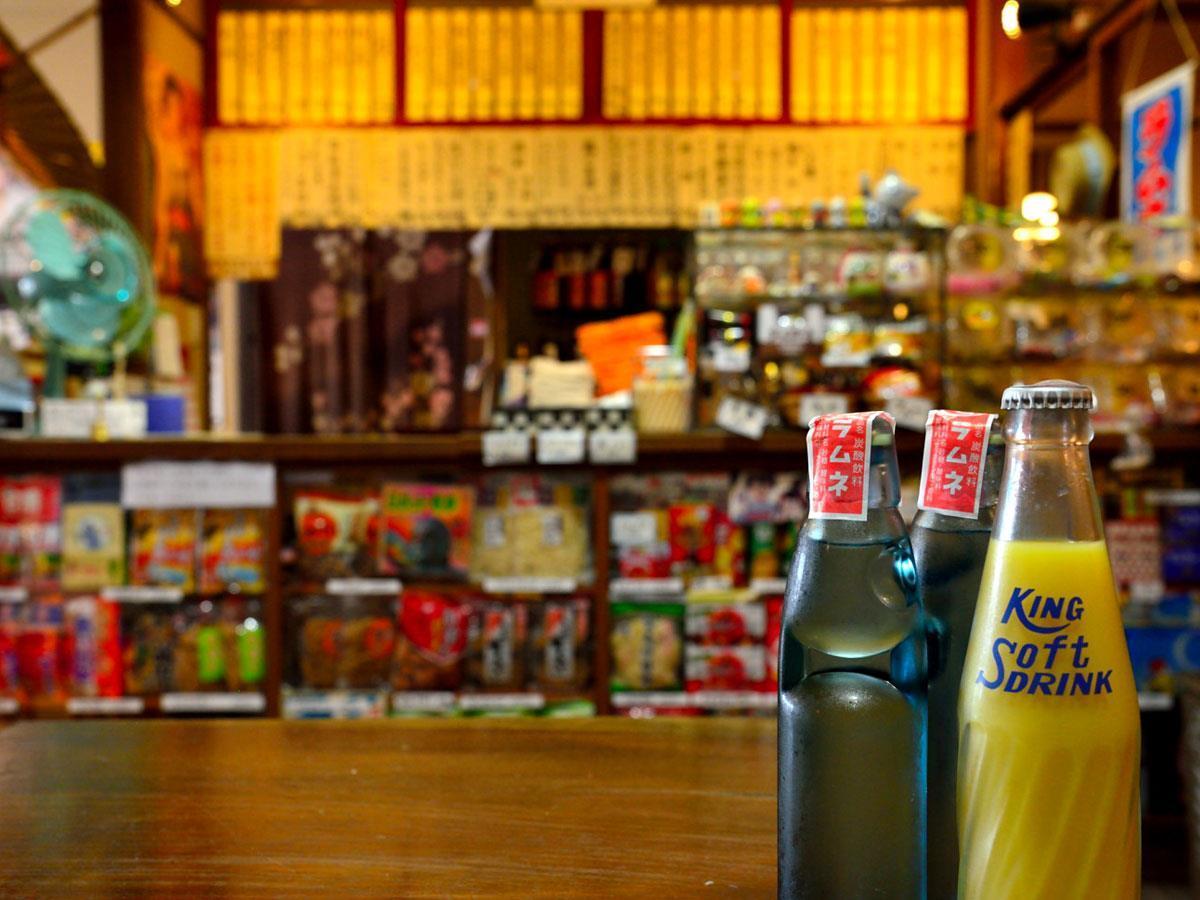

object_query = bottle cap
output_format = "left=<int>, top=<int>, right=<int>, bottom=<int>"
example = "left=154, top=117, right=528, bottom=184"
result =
left=1000, top=380, right=1096, bottom=411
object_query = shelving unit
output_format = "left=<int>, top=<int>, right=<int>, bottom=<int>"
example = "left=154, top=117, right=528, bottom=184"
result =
left=1, top=427, right=1194, bottom=720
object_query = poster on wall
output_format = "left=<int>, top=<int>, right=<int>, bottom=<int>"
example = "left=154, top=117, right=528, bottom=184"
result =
left=143, top=54, right=205, bottom=299
left=1121, top=61, right=1195, bottom=222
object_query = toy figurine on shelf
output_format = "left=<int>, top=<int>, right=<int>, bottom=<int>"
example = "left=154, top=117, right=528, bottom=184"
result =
left=872, top=171, right=920, bottom=228
left=828, top=197, right=847, bottom=229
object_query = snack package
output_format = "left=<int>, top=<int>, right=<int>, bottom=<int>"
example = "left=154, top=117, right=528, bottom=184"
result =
left=392, top=589, right=470, bottom=691
left=765, top=597, right=782, bottom=688
left=685, top=601, right=766, bottom=647
left=293, top=489, right=378, bottom=581
left=528, top=597, right=591, bottom=692
left=466, top=600, right=528, bottom=691
left=339, top=597, right=396, bottom=689
left=379, top=483, right=473, bottom=580
left=121, top=608, right=178, bottom=696
left=472, top=476, right=590, bottom=581
left=685, top=644, right=768, bottom=692
left=172, top=599, right=265, bottom=693
left=62, top=504, right=125, bottom=591
left=669, top=503, right=717, bottom=579
left=728, top=473, right=804, bottom=525
left=200, top=509, right=267, bottom=595
left=17, top=602, right=67, bottom=704
left=748, top=523, right=782, bottom=579
left=609, top=602, right=684, bottom=692
left=712, top=510, right=746, bottom=588
left=0, top=603, right=19, bottom=700
left=64, top=597, right=122, bottom=698
left=611, top=510, right=673, bottom=580
left=0, top=476, right=63, bottom=589
left=130, top=509, right=198, bottom=592
left=298, top=604, right=342, bottom=690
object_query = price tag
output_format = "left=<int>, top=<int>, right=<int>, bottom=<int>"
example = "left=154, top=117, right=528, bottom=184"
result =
left=886, top=396, right=935, bottom=432
left=282, top=690, right=387, bottom=720
left=457, top=692, right=545, bottom=712
left=0, top=586, right=28, bottom=604
left=716, top=397, right=769, bottom=440
left=121, top=462, right=275, bottom=509
left=611, top=512, right=658, bottom=547
left=161, top=693, right=266, bottom=714
left=750, top=577, right=788, bottom=596
left=798, top=393, right=850, bottom=426
left=609, top=577, right=685, bottom=598
left=482, top=430, right=531, bottom=466
left=391, top=691, right=456, bottom=713
left=481, top=577, right=577, bottom=594
left=917, top=411, right=996, bottom=518
left=102, top=586, right=185, bottom=604
left=66, top=697, right=145, bottom=716
left=325, top=578, right=403, bottom=596
left=808, top=412, right=892, bottom=521
left=689, top=575, right=733, bottom=593
left=711, top=344, right=751, bottom=373
left=588, top=428, right=637, bottom=464
left=536, top=427, right=586, bottom=465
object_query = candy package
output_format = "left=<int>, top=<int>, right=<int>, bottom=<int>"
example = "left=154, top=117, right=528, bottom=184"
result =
left=379, top=483, right=473, bottom=580
left=391, top=589, right=470, bottom=691
left=0, top=476, right=62, bottom=589
left=466, top=600, right=527, bottom=691
left=174, top=599, right=267, bottom=693
left=685, top=644, right=768, bottom=692
left=62, top=504, right=125, bottom=591
left=17, top=602, right=67, bottom=704
left=129, top=509, right=198, bottom=592
left=472, top=475, right=591, bottom=581
left=64, top=597, right=122, bottom=698
left=121, top=607, right=179, bottom=695
left=685, top=601, right=767, bottom=647
left=293, top=489, right=378, bottom=581
left=339, top=596, right=396, bottom=689
left=294, top=596, right=342, bottom=689
left=528, top=597, right=591, bottom=692
left=0, top=603, right=18, bottom=700
left=609, top=602, right=684, bottom=692
left=200, top=509, right=267, bottom=595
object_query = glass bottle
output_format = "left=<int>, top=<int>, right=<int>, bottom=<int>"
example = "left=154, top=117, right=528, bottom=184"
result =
left=911, top=415, right=1004, bottom=900
left=778, top=413, right=925, bottom=899
left=958, top=381, right=1140, bottom=899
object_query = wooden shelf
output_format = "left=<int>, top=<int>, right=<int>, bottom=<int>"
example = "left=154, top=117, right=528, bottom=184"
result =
left=0, top=428, right=1192, bottom=466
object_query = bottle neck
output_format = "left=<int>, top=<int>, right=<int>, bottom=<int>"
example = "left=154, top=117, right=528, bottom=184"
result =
left=805, top=437, right=907, bottom=544
left=992, top=408, right=1103, bottom=542
left=913, top=434, right=1004, bottom=534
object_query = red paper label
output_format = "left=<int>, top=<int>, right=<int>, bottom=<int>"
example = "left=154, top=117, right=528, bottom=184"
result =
left=807, top=412, right=892, bottom=521
left=918, top=411, right=997, bottom=517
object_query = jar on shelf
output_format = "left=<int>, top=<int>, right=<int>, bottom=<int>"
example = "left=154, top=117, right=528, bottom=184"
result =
left=633, top=346, right=693, bottom=435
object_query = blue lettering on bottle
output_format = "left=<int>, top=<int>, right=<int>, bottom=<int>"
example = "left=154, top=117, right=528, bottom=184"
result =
left=977, top=637, right=1017, bottom=689
left=1001, top=587, right=1072, bottom=634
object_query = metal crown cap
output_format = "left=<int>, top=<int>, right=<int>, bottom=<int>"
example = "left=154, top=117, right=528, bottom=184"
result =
left=1000, top=379, right=1096, bottom=411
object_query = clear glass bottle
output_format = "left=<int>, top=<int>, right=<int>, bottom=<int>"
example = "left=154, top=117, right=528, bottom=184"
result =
left=911, top=422, right=1004, bottom=900
left=778, top=414, right=925, bottom=899
left=958, top=381, right=1140, bottom=899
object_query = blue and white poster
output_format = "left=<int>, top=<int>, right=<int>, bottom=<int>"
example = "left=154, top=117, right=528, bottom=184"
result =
left=1121, top=61, right=1195, bottom=222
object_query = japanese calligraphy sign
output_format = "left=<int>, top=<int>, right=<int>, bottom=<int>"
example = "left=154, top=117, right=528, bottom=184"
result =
left=917, top=410, right=996, bottom=518
left=807, top=411, right=894, bottom=521
left=1122, top=61, right=1195, bottom=222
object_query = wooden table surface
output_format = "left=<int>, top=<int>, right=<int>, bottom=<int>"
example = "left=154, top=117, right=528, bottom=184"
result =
left=0, top=718, right=775, bottom=897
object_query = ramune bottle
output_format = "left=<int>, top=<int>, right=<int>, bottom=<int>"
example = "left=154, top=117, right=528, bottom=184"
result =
left=910, top=410, right=1003, bottom=899
left=778, top=412, right=925, bottom=899
left=958, top=381, right=1140, bottom=899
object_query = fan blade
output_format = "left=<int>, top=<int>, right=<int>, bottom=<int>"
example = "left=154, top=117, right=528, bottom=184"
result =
left=26, top=209, right=82, bottom=279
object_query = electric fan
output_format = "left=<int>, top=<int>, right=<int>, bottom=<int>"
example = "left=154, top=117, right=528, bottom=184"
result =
left=0, top=189, right=155, bottom=399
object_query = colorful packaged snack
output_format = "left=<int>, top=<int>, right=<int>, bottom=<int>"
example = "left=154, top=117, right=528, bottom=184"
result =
left=0, top=604, right=18, bottom=698
left=121, top=608, right=177, bottom=696
left=685, top=601, right=766, bottom=647
left=669, top=503, right=717, bottom=579
left=62, top=504, right=125, bottom=591
left=200, top=509, right=267, bottom=595
left=712, top=510, right=746, bottom=587
left=17, top=602, right=67, bottom=703
left=609, top=602, right=684, bottom=692
left=391, top=589, right=470, bottom=691
left=130, top=509, right=198, bottom=592
left=231, top=601, right=267, bottom=688
left=293, top=489, right=377, bottom=581
left=0, top=476, right=63, bottom=589
left=748, top=523, right=781, bottom=579
left=528, top=597, right=591, bottom=693
left=300, top=613, right=341, bottom=689
left=765, top=597, right=782, bottom=687
left=685, top=644, right=768, bottom=692
left=64, top=597, right=122, bottom=698
left=339, top=597, right=396, bottom=689
left=466, top=600, right=527, bottom=691
left=380, top=483, right=473, bottom=580
left=471, top=476, right=591, bottom=582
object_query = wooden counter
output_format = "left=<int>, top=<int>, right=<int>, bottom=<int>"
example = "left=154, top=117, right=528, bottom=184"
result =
left=0, top=719, right=775, bottom=896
